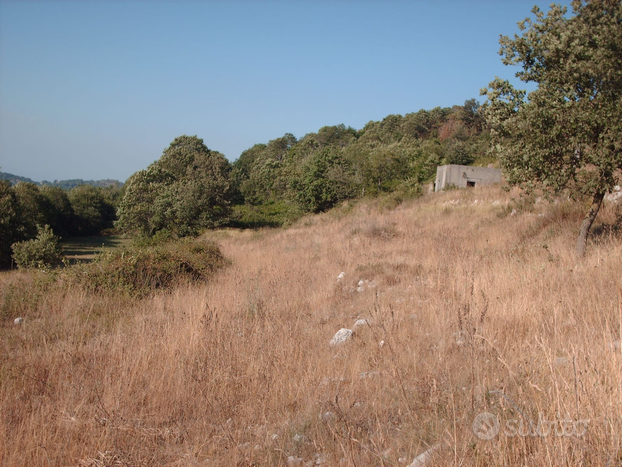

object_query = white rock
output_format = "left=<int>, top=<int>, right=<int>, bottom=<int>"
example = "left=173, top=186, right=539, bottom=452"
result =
left=443, top=199, right=461, bottom=205
left=379, top=340, right=386, bottom=347
left=353, top=319, right=369, bottom=329
left=330, top=328, right=353, bottom=346
left=454, top=330, right=467, bottom=346
left=293, top=433, right=306, bottom=443
left=314, top=453, right=327, bottom=465
left=408, top=444, right=441, bottom=466
left=359, top=371, right=379, bottom=379
left=337, top=272, right=346, bottom=281
left=287, top=456, right=303, bottom=466
left=320, top=376, right=346, bottom=385
left=605, top=190, right=622, bottom=203
left=14, top=317, right=23, bottom=325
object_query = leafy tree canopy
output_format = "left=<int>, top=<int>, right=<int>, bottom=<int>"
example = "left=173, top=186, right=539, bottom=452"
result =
left=12, top=182, right=52, bottom=239
left=292, top=147, right=356, bottom=213
left=482, top=0, right=622, bottom=256
left=0, top=181, right=21, bottom=268
left=69, top=185, right=117, bottom=236
left=117, top=135, right=234, bottom=237
left=40, top=185, right=74, bottom=237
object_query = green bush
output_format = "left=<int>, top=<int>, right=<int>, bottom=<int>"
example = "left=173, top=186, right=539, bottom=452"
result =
left=230, top=201, right=303, bottom=228
left=292, top=147, right=356, bottom=213
left=71, top=238, right=227, bottom=297
left=131, top=229, right=176, bottom=248
left=11, top=225, right=63, bottom=269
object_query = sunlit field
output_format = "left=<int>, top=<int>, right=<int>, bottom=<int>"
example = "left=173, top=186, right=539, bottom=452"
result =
left=1, top=185, right=621, bottom=466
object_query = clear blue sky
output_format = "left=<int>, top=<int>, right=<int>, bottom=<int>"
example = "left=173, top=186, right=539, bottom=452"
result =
left=0, top=0, right=570, bottom=182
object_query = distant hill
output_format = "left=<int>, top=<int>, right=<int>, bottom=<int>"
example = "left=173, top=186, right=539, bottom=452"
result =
left=40, top=178, right=124, bottom=190
left=0, top=172, right=37, bottom=185
left=0, top=172, right=123, bottom=190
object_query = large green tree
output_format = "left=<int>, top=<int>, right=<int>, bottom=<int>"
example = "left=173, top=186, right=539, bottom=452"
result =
left=0, top=181, right=21, bottom=268
left=12, top=182, right=50, bottom=239
left=292, top=147, right=356, bottom=213
left=482, top=0, right=622, bottom=257
left=40, top=185, right=75, bottom=237
left=117, top=135, right=233, bottom=236
left=69, top=185, right=117, bottom=236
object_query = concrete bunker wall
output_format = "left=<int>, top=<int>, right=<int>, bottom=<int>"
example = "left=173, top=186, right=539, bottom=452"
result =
left=434, top=165, right=502, bottom=192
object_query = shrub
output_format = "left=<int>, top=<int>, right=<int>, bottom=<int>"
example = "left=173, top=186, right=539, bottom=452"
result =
left=71, top=238, right=227, bottom=297
left=11, top=225, right=63, bottom=269
left=292, top=147, right=356, bottom=213
left=230, top=201, right=303, bottom=228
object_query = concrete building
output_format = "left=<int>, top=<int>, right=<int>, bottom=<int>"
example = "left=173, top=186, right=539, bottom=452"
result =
left=434, top=165, right=502, bottom=192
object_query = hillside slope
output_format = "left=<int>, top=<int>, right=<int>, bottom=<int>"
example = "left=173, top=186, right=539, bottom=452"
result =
left=1, top=185, right=621, bottom=466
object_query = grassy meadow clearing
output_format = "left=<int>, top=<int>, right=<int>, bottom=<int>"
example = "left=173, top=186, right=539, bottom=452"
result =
left=61, top=235, right=133, bottom=264
left=1, top=185, right=621, bottom=466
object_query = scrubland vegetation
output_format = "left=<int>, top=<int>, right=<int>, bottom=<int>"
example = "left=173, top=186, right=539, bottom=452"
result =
left=0, top=1, right=620, bottom=465
left=1, top=185, right=621, bottom=466
left=0, top=181, right=121, bottom=268
left=0, top=99, right=487, bottom=270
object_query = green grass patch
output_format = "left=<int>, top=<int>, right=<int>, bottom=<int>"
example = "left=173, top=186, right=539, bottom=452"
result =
left=62, top=235, right=132, bottom=263
left=230, top=201, right=303, bottom=229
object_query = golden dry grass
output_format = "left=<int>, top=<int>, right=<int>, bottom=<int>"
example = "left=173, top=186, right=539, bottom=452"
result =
left=1, top=185, right=621, bottom=466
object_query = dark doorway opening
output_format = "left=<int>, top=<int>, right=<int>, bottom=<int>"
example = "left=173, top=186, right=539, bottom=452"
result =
left=466, top=181, right=476, bottom=187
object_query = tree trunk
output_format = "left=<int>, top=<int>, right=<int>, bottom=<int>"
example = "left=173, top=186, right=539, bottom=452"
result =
left=576, top=190, right=605, bottom=258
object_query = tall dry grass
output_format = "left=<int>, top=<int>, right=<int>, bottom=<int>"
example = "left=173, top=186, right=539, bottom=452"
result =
left=1, top=185, right=621, bottom=466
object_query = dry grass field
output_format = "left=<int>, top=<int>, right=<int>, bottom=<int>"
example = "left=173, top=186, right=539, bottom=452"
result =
left=1, top=185, right=621, bottom=466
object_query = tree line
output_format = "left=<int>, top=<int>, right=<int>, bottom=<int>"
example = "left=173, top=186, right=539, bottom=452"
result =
left=115, top=99, right=490, bottom=237
left=2, top=0, right=619, bottom=265
left=0, top=99, right=490, bottom=268
left=0, top=172, right=122, bottom=190
left=0, top=182, right=121, bottom=268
